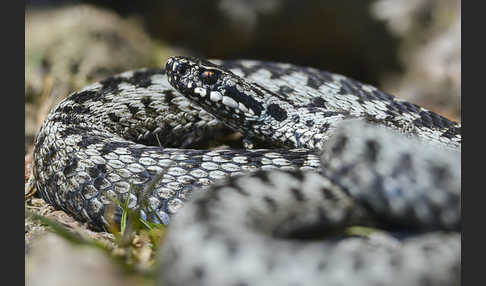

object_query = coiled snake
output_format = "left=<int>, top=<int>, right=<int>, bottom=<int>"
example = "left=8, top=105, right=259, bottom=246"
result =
left=33, top=56, right=461, bottom=286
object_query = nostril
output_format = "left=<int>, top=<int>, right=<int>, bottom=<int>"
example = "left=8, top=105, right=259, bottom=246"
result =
left=176, top=63, right=189, bottom=76
left=165, top=58, right=189, bottom=76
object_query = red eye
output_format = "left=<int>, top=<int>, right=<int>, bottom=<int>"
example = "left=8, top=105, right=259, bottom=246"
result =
left=203, top=71, right=214, bottom=77
left=200, top=70, right=219, bottom=84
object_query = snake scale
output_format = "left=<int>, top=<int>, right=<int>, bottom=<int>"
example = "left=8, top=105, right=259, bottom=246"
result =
left=33, top=56, right=461, bottom=286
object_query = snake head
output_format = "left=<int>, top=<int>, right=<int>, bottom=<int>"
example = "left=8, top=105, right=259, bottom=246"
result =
left=166, top=56, right=352, bottom=150
left=166, top=56, right=266, bottom=126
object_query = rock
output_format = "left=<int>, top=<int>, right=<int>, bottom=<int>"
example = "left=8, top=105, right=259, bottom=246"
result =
left=371, top=0, right=461, bottom=120
left=26, top=234, right=131, bottom=286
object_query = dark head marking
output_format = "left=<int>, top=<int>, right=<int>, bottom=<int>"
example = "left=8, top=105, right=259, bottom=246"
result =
left=267, top=104, right=288, bottom=121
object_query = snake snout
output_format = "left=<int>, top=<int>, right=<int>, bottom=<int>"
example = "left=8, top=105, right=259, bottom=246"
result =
left=166, top=57, right=190, bottom=77
left=166, top=57, right=193, bottom=93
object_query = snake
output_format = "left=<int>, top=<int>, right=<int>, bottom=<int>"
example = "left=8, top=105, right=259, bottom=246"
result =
left=33, top=56, right=461, bottom=286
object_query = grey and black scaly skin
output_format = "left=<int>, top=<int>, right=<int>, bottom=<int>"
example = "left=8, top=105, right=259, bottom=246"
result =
left=159, top=121, right=460, bottom=286
left=319, top=121, right=460, bottom=232
left=34, top=56, right=460, bottom=285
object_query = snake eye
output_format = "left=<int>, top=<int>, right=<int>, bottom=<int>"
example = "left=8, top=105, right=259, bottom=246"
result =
left=200, top=70, right=220, bottom=85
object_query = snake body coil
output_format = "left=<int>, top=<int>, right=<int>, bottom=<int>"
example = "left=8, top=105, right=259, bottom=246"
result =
left=33, top=56, right=461, bottom=286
